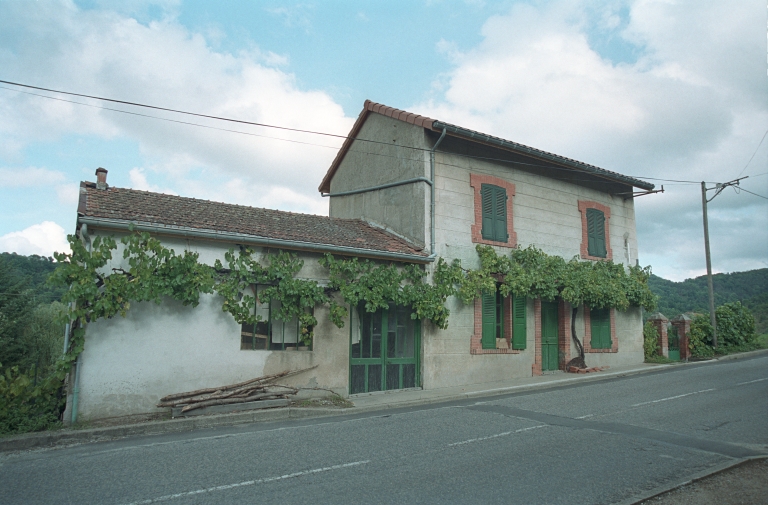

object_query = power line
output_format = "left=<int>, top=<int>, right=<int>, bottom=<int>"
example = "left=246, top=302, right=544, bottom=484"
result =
left=0, top=79, right=349, bottom=140
left=734, top=186, right=768, bottom=200
left=737, top=128, right=768, bottom=178
left=0, top=80, right=703, bottom=188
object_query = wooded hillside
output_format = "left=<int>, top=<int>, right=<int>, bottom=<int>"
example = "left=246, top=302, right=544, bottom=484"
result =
left=648, top=269, right=768, bottom=333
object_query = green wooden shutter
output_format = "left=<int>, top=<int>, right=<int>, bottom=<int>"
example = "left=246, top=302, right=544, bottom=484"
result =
left=481, top=290, right=496, bottom=349
left=586, top=208, right=606, bottom=257
left=494, top=186, right=508, bottom=242
left=481, top=184, right=508, bottom=242
left=590, top=307, right=611, bottom=349
left=481, top=185, right=494, bottom=241
left=512, top=295, right=526, bottom=350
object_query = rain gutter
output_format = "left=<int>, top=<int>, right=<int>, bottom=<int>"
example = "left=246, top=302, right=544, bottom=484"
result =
left=76, top=217, right=433, bottom=264
left=431, top=121, right=655, bottom=191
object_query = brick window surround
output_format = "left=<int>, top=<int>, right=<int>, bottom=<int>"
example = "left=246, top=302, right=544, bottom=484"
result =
left=470, top=295, right=520, bottom=355
left=583, top=306, right=618, bottom=353
left=470, top=173, right=517, bottom=248
left=578, top=201, right=612, bottom=261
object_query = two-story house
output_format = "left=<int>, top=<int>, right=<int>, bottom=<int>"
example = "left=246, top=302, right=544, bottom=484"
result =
left=321, top=100, right=654, bottom=392
left=65, top=100, right=653, bottom=422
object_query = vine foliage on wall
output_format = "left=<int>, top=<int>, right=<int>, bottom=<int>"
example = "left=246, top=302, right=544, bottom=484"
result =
left=47, top=232, right=656, bottom=401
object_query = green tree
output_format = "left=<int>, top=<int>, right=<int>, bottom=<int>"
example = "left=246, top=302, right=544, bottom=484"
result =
left=0, top=260, right=34, bottom=369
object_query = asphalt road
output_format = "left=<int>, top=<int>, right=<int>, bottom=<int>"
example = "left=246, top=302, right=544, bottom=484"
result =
left=1, top=356, right=766, bottom=505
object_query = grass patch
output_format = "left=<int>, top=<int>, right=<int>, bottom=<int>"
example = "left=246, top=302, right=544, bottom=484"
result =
left=755, top=333, right=768, bottom=349
left=644, top=355, right=675, bottom=364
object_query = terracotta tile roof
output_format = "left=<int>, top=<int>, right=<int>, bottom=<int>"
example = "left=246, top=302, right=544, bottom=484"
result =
left=78, top=182, right=427, bottom=259
left=318, top=100, right=654, bottom=193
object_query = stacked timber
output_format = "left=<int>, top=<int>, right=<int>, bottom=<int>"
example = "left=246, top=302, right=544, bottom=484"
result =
left=157, top=367, right=315, bottom=414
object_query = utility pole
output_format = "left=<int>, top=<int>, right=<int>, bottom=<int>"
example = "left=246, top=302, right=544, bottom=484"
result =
left=700, top=176, right=747, bottom=348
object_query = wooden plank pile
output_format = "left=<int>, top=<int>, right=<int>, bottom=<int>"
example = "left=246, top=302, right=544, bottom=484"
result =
left=156, top=367, right=315, bottom=414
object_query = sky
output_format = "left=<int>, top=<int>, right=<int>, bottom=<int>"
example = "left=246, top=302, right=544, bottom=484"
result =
left=0, top=0, right=765, bottom=281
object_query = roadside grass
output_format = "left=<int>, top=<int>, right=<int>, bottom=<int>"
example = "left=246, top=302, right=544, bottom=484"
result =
left=645, top=355, right=675, bottom=364
left=756, top=333, right=768, bottom=349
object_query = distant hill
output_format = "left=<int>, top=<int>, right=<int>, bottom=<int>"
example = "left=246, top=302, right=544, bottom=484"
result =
left=648, top=269, right=768, bottom=333
left=0, top=252, right=65, bottom=304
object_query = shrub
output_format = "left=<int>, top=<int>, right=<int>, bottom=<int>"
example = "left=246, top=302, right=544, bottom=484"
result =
left=643, top=321, right=659, bottom=360
left=716, top=302, right=756, bottom=347
left=689, top=315, right=714, bottom=358
left=0, top=364, right=62, bottom=435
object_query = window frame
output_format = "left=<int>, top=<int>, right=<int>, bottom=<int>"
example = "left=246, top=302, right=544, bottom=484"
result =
left=240, top=284, right=313, bottom=351
left=578, top=201, right=612, bottom=261
left=583, top=305, right=617, bottom=353
left=470, top=174, right=517, bottom=248
left=472, top=284, right=527, bottom=354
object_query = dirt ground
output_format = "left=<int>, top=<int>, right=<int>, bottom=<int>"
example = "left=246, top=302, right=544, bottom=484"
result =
left=639, top=458, right=768, bottom=505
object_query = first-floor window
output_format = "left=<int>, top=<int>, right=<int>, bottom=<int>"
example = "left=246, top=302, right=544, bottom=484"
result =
left=240, top=285, right=311, bottom=350
left=481, top=286, right=526, bottom=350
left=590, top=307, right=611, bottom=349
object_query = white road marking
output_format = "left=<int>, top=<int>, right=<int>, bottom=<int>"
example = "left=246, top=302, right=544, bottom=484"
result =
left=575, top=414, right=594, bottom=419
left=736, top=377, right=768, bottom=385
left=631, top=388, right=716, bottom=407
left=447, top=425, right=546, bottom=447
left=122, top=460, right=370, bottom=504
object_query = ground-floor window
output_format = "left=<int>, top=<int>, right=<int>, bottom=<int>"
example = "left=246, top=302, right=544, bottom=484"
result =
left=240, top=285, right=312, bottom=351
left=589, top=307, right=611, bottom=349
left=350, top=302, right=420, bottom=394
left=480, top=286, right=526, bottom=351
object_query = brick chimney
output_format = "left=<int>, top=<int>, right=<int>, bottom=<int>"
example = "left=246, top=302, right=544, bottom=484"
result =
left=95, top=167, right=108, bottom=190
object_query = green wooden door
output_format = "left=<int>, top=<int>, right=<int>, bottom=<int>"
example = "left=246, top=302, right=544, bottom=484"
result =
left=541, top=301, right=559, bottom=371
left=668, top=325, right=680, bottom=361
left=350, top=303, right=421, bottom=394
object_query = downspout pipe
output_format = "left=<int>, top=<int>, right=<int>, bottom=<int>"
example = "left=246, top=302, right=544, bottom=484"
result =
left=70, top=223, right=91, bottom=425
left=430, top=128, right=447, bottom=256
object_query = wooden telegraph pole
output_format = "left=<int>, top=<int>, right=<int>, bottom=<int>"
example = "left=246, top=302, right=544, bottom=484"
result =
left=700, top=176, right=748, bottom=348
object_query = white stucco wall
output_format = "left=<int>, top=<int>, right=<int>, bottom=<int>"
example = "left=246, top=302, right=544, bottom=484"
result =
left=70, top=231, right=350, bottom=421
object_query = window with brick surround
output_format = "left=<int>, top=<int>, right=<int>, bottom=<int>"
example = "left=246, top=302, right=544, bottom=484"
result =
left=476, top=286, right=526, bottom=353
left=583, top=305, right=617, bottom=353
left=578, top=201, right=612, bottom=260
left=470, top=174, right=517, bottom=248
left=589, top=307, right=611, bottom=349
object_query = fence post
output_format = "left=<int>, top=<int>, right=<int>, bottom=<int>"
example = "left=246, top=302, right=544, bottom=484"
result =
left=671, top=314, right=692, bottom=362
left=648, top=313, right=669, bottom=358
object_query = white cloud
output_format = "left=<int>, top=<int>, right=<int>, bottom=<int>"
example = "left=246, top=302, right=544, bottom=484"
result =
left=417, top=0, right=767, bottom=278
left=0, top=167, right=66, bottom=187
left=0, top=0, right=352, bottom=205
left=56, top=183, right=80, bottom=206
left=0, top=221, right=71, bottom=256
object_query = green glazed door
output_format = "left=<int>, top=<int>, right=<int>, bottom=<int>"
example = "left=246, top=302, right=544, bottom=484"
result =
left=350, top=303, right=421, bottom=394
left=541, top=301, right=559, bottom=371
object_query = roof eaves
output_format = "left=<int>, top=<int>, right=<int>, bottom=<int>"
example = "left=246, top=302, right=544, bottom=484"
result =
left=432, top=120, right=655, bottom=191
left=77, top=216, right=433, bottom=263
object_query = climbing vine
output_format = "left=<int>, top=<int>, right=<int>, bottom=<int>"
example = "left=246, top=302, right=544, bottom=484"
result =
left=49, top=233, right=656, bottom=382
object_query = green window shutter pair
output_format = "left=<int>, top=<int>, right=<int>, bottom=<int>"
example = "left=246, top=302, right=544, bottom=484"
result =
left=481, top=290, right=527, bottom=350
left=586, top=208, right=607, bottom=257
left=481, top=184, right=508, bottom=242
left=590, top=307, right=611, bottom=349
